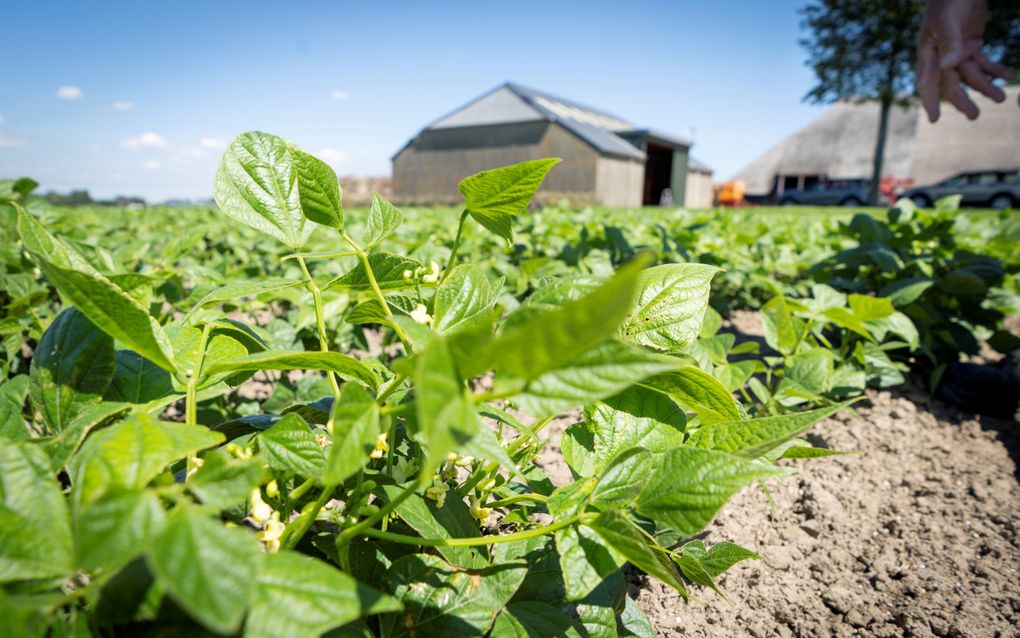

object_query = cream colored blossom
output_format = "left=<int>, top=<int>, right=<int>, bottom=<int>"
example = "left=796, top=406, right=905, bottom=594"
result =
left=411, top=304, right=432, bottom=325
left=257, top=511, right=285, bottom=553
left=422, top=261, right=441, bottom=284
left=249, top=488, right=273, bottom=523
left=425, top=478, right=449, bottom=508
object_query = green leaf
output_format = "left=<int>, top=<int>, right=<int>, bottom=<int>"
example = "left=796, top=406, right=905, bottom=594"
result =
left=380, top=553, right=527, bottom=637
left=491, top=602, right=585, bottom=638
left=0, top=376, right=29, bottom=441
left=185, top=279, right=303, bottom=319
left=214, top=131, right=314, bottom=248
left=74, top=490, right=165, bottom=570
left=189, top=448, right=262, bottom=509
left=291, top=146, right=343, bottom=229
left=147, top=506, right=261, bottom=634
left=30, top=254, right=176, bottom=372
left=588, top=510, right=687, bottom=599
left=71, top=414, right=224, bottom=505
left=621, top=263, right=718, bottom=353
left=0, top=441, right=74, bottom=583
left=203, top=350, right=379, bottom=390
left=324, top=383, right=381, bottom=484
left=637, top=367, right=742, bottom=425
left=12, top=177, right=38, bottom=197
left=168, top=325, right=248, bottom=390
left=571, top=383, right=689, bottom=477
left=259, top=413, right=326, bottom=477
left=380, top=485, right=487, bottom=569
left=785, top=348, right=834, bottom=395
left=517, top=340, right=680, bottom=417
left=680, top=539, right=759, bottom=579
left=673, top=552, right=721, bottom=596
left=29, top=307, right=115, bottom=433
left=329, top=252, right=421, bottom=291
left=485, top=256, right=648, bottom=381
left=591, top=448, right=652, bottom=509
left=878, top=277, right=933, bottom=306
left=39, top=401, right=131, bottom=471
left=635, top=448, right=788, bottom=536
left=363, top=192, right=404, bottom=246
left=575, top=572, right=624, bottom=638
left=16, top=205, right=73, bottom=267
left=848, top=294, right=894, bottom=321
left=686, top=401, right=852, bottom=458
left=433, top=264, right=500, bottom=334
left=102, top=350, right=175, bottom=404
left=458, top=158, right=560, bottom=242
left=761, top=295, right=804, bottom=356
left=548, top=482, right=622, bottom=601
left=411, top=337, right=478, bottom=468
left=618, top=597, right=655, bottom=638
left=246, top=551, right=400, bottom=638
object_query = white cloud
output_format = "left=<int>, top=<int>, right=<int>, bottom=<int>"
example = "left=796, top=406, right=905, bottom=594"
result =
left=0, top=133, right=25, bottom=148
left=199, top=137, right=224, bottom=149
left=330, top=89, right=350, bottom=101
left=178, top=146, right=206, bottom=158
left=112, top=101, right=135, bottom=111
left=122, top=132, right=169, bottom=150
left=57, top=86, right=83, bottom=100
left=317, top=147, right=349, bottom=165
left=143, top=160, right=161, bottom=170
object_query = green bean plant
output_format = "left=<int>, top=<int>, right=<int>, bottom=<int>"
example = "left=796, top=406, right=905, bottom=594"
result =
left=0, top=131, right=853, bottom=637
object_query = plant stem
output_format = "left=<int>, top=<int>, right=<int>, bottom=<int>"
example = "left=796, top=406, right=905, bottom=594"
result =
left=289, top=477, right=315, bottom=503
left=339, top=231, right=413, bottom=349
left=376, top=373, right=408, bottom=404
left=295, top=255, right=342, bottom=401
left=336, top=475, right=426, bottom=547
left=441, top=210, right=470, bottom=283
left=185, top=322, right=213, bottom=480
left=360, top=515, right=581, bottom=547
left=280, top=482, right=337, bottom=551
left=486, top=493, right=548, bottom=509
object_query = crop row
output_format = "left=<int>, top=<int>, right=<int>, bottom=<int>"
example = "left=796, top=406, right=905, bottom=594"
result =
left=0, top=134, right=1015, bottom=636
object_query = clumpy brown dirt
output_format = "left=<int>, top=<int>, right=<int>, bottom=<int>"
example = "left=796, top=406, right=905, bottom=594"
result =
left=531, top=306, right=1020, bottom=637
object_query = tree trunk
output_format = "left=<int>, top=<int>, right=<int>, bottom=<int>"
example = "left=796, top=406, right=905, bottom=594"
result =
left=869, top=94, right=891, bottom=206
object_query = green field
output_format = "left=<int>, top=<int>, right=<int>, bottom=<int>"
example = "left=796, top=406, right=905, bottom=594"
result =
left=1, top=143, right=1017, bottom=636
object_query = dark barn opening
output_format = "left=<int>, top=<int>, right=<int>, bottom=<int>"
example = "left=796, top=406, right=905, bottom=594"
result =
left=643, top=143, right=675, bottom=205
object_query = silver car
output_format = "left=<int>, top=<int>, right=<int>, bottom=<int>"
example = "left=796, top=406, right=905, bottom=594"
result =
left=778, top=178, right=872, bottom=206
left=903, top=169, right=1019, bottom=209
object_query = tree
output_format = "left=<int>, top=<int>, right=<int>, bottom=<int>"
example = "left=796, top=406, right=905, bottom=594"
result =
left=799, top=0, right=1018, bottom=206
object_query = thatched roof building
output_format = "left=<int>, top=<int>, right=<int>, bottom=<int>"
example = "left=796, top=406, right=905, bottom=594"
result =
left=392, top=83, right=713, bottom=208
left=734, top=84, right=1020, bottom=197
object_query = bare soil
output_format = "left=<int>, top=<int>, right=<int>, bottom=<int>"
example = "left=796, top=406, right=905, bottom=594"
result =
left=536, top=385, right=1020, bottom=637
left=532, top=309, right=1020, bottom=637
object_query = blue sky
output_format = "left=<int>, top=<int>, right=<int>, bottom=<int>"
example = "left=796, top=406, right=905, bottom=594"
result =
left=0, top=0, right=823, bottom=201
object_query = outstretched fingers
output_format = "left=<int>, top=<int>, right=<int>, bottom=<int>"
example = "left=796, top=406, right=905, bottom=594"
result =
left=941, top=68, right=980, bottom=120
left=918, top=39, right=942, bottom=123
left=973, top=49, right=1012, bottom=81
left=958, top=59, right=1005, bottom=103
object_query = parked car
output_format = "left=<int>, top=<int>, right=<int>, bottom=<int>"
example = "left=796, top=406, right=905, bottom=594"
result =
left=778, top=178, right=873, bottom=206
left=901, top=169, right=1019, bottom=209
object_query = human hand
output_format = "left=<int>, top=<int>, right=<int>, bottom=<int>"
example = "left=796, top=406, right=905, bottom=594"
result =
left=917, top=0, right=1012, bottom=122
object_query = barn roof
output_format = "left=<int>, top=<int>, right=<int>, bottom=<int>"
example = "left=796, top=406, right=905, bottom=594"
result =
left=688, top=156, right=712, bottom=172
left=401, top=82, right=693, bottom=162
left=733, top=84, right=1020, bottom=194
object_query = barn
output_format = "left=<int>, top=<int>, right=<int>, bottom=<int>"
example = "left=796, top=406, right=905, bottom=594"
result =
left=733, top=84, right=1020, bottom=199
left=392, top=83, right=712, bottom=208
